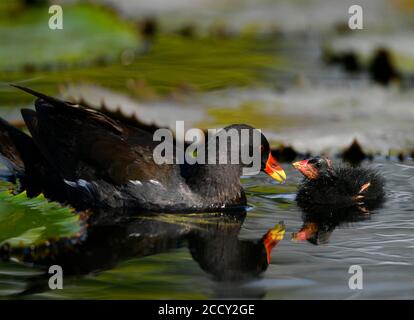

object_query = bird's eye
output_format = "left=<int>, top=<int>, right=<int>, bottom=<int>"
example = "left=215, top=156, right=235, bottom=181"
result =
left=316, top=159, right=326, bottom=168
left=308, top=158, right=322, bottom=168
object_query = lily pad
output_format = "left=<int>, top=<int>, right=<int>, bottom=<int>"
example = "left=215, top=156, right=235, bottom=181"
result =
left=0, top=189, right=84, bottom=248
left=0, top=3, right=138, bottom=71
left=0, top=33, right=285, bottom=107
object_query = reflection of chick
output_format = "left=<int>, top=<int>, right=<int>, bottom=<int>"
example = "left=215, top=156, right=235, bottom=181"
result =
left=188, top=222, right=285, bottom=282
left=292, top=203, right=382, bottom=245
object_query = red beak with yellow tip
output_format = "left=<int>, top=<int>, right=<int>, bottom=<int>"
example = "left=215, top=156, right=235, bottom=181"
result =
left=264, top=153, right=286, bottom=183
left=292, top=159, right=319, bottom=180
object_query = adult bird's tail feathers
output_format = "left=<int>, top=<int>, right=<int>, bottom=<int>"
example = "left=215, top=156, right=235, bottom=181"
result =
left=0, top=85, right=74, bottom=196
left=10, top=84, right=76, bottom=107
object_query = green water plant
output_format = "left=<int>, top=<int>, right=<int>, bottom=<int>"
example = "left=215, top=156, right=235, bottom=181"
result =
left=0, top=188, right=85, bottom=248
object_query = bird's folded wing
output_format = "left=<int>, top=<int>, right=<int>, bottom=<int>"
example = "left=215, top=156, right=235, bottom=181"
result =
left=16, top=86, right=173, bottom=186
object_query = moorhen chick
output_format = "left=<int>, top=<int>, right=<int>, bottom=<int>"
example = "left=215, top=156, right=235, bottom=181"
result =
left=293, top=157, right=385, bottom=208
left=0, top=86, right=286, bottom=212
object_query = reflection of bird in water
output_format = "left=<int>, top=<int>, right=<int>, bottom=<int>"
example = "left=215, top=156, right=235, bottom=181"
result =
left=292, top=204, right=376, bottom=245
left=188, top=221, right=285, bottom=281
left=188, top=221, right=285, bottom=299
left=0, top=209, right=285, bottom=298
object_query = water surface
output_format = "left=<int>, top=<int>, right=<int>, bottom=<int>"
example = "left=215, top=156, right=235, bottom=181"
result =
left=0, top=160, right=412, bottom=299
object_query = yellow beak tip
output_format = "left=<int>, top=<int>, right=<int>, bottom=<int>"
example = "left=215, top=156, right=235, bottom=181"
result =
left=271, top=170, right=287, bottom=183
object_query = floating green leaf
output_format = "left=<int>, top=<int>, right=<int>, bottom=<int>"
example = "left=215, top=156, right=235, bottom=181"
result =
left=0, top=33, right=286, bottom=106
left=0, top=3, right=138, bottom=71
left=0, top=190, right=84, bottom=248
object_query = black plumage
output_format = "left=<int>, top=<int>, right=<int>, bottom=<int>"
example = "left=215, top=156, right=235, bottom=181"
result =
left=0, top=86, right=286, bottom=212
left=293, top=157, right=385, bottom=208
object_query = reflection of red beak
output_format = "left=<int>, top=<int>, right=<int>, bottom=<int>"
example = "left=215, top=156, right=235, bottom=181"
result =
left=264, top=153, right=286, bottom=183
left=263, top=222, right=285, bottom=264
left=292, top=230, right=308, bottom=241
left=292, top=159, right=319, bottom=180
left=292, top=223, right=318, bottom=241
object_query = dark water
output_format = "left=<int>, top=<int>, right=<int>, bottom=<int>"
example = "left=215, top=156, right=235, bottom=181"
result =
left=0, top=159, right=413, bottom=299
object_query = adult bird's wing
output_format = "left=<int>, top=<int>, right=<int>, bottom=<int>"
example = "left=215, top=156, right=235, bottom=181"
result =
left=14, top=85, right=175, bottom=186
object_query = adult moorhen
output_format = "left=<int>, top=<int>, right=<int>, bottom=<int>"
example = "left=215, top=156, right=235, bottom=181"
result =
left=293, top=157, right=385, bottom=208
left=0, top=86, right=286, bottom=212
